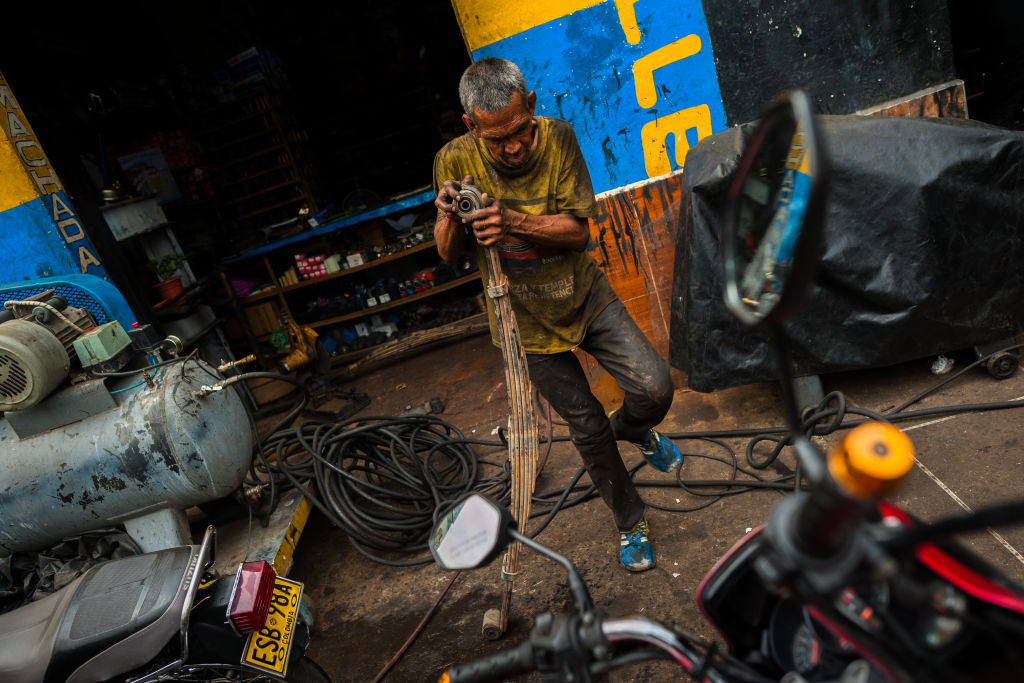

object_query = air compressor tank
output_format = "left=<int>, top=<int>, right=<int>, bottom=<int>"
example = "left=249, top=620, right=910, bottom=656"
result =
left=0, top=359, right=253, bottom=554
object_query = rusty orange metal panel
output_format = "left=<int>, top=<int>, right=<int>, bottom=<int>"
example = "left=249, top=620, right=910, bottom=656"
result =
left=858, top=80, right=968, bottom=119
left=588, top=174, right=683, bottom=357
left=577, top=173, right=686, bottom=409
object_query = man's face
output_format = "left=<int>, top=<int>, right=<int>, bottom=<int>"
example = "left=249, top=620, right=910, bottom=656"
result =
left=464, top=90, right=539, bottom=169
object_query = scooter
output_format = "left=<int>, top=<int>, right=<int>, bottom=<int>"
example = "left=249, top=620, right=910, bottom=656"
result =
left=0, top=526, right=328, bottom=682
left=426, top=90, right=1024, bottom=682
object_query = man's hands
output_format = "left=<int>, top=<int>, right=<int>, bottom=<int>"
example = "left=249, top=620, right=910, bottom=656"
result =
left=464, top=191, right=507, bottom=246
left=435, top=177, right=589, bottom=254
left=435, top=174, right=475, bottom=222
left=436, top=176, right=506, bottom=246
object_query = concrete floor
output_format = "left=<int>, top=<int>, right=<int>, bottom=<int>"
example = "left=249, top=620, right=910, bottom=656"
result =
left=283, top=332, right=1024, bottom=682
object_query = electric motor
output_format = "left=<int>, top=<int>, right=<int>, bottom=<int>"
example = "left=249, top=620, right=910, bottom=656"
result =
left=0, top=318, right=70, bottom=412
left=0, top=291, right=97, bottom=411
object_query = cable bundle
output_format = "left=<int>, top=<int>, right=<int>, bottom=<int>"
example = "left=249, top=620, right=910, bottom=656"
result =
left=241, top=342, right=1024, bottom=568
left=255, top=414, right=510, bottom=566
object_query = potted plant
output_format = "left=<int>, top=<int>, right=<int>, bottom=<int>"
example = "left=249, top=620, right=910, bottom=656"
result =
left=149, top=253, right=188, bottom=304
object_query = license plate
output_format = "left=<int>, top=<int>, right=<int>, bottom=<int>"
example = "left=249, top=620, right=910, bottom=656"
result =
left=241, top=575, right=304, bottom=678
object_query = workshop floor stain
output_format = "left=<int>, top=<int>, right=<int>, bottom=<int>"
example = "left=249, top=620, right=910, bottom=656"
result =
left=284, top=333, right=1024, bottom=682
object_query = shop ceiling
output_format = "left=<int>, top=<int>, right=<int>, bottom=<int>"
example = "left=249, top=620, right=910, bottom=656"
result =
left=1, top=1, right=470, bottom=205
left=2, top=0, right=1019, bottom=215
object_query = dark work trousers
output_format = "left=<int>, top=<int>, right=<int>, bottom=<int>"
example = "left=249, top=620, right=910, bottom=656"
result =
left=525, top=299, right=674, bottom=533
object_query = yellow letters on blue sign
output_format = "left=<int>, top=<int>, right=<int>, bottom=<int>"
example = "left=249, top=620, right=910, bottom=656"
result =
left=632, top=35, right=703, bottom=108
left=640, top=105, right=713, bottom=178
left=454, top=0, right=727, bottom=193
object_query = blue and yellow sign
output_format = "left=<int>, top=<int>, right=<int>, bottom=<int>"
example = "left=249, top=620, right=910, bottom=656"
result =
left=453, top=0, right=728, bottom=194
left=0, top=70, right=107, bottom=281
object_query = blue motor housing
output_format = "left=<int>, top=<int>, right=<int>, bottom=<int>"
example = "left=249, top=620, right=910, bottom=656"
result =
left=0, top=274, right=137, bottom=330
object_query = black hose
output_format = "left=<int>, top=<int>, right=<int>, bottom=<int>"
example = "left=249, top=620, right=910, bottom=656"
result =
left=888, top=342, right=1024, bottom=415
left=252, top=413, right=509, bottom=566
left=89, top=355, right=187, bottom=377
left=242, top=343, right=1024, bottom=566
left=361, top=346, right=1023, bottom=680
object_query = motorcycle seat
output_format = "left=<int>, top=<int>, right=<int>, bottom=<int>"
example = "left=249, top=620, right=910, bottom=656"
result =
left=0, top=545, right=195, bottom=683
left=0, top=572, right=84, bottom=683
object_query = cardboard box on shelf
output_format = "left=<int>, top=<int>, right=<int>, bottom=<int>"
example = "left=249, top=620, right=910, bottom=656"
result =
left=279, top=267, right=299, bottom=287
left=244, top=301, right=281, bottom=337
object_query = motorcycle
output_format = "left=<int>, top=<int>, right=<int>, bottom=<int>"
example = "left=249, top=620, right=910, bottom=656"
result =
left=0, top=525, right=328, bottom=682
left=426, top=90, right=1024, bottom=682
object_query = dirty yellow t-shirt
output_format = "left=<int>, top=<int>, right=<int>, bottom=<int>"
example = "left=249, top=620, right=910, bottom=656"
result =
left=432, top=117, right=617, bottom=354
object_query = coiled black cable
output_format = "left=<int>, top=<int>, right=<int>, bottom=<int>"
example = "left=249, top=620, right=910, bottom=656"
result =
left=240, top=345, right=1023, bottom=566
left=253, top=413, right=510, bottom=566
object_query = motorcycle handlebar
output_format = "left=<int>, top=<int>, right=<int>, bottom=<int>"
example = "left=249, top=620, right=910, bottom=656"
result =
left=601, top=618, right=729, bottom=683
left=439, top=616, right=735, bottom=683
left=796, top=422, right=915, bottom=556
left=439, top=640, right=536, bottom=683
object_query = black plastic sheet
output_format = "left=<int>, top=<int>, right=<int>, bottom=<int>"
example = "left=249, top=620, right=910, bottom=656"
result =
left=670, top=115, right=1024, bottom=393
left=0, top=529, right=140, bottom=613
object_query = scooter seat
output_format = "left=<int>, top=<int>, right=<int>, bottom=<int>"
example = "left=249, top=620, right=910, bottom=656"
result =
left=0, top=545, right=194, bottom=683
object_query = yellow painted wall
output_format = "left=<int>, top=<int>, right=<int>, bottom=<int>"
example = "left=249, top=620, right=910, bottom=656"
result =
left=452, top=0, right=602, bottom=52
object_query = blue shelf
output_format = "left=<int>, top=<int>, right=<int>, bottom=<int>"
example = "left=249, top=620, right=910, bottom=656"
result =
left=222, top=188, right=435, bottom=264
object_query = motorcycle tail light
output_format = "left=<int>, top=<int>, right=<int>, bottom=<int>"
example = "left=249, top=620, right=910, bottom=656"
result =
left=228, top=560, right=277, bottom=634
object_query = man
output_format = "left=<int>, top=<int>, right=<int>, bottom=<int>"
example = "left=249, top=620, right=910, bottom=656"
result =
left=432, top=57, right=681, bottom=572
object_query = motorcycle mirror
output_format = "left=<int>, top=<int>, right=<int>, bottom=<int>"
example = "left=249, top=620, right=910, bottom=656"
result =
left=429, top=494, right=514, bottom=570
left=722, top=90, right=828, bottom=328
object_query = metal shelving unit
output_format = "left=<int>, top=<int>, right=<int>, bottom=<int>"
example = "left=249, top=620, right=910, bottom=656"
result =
left=221, top=190, right=482, bottom=361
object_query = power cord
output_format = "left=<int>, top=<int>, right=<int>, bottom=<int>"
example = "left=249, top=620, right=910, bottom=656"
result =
left=242, top=344, right=1024, bottom=569
left=252, top=345, right=1021, bottom=680
left=250, top=413, right=511, bottom=566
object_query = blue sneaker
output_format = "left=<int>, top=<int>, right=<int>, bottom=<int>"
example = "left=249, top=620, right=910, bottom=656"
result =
left=634, top=429, right=683, bottom=473
left=620, top=517, right=655, bottom=571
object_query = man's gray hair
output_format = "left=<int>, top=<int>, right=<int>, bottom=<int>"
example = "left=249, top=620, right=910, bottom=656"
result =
left=459, top=58, right=528, bottom=120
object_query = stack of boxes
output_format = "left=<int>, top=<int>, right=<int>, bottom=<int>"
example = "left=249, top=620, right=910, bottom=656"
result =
left=280, top=249, right=371, bottom=286
left=243, top=300, right=281, bottom=337
left=220, top=47, right=288, bottom=96
left=295, top=253, right=328, bottom=280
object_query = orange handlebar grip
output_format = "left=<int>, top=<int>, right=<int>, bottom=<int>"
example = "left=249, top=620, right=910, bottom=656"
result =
left=828, top=421, right=915, bottom=499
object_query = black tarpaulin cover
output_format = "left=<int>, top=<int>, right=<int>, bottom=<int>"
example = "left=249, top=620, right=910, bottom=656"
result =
left=669, top=115, right=1024, bottom=393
